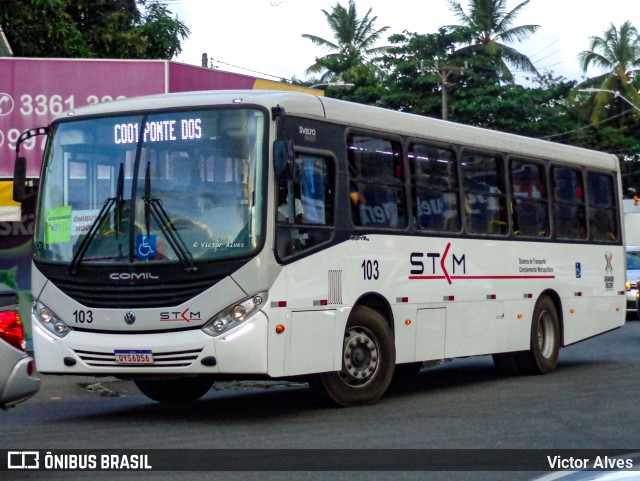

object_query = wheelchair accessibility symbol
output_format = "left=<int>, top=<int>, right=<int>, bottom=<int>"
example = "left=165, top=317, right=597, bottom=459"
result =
left=136, top=234, right=157, bottom=260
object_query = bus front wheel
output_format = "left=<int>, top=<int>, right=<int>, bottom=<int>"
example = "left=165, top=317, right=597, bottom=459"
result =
left=135, top=376, right=214, bottom=404
left=311, top=306, right=396, bottom=407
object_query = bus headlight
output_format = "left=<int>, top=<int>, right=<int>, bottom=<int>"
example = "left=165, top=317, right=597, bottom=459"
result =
left=202, top=292, right=266, bottom=338
left=33, top=301, right=72, bottom=338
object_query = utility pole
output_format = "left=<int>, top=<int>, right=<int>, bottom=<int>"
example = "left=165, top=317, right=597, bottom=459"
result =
left=422, top=60, right=467, bottom=121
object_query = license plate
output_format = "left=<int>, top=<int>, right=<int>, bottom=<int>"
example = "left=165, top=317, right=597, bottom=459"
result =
left=114, top=350, right=153, bottom=365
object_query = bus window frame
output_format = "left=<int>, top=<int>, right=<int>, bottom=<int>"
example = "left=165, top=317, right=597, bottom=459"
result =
left=549, top=163, right=589, bottom=242
left=274, top=146, right=338, bottom=264
left=406, top=138, right=463, bottom=235
left=459, top=147, right=509, bottom=237
left=507, top=156, right=551, bottom=239
left=346, top=129, right=408, bottom=232
left=585, top=169, right=620, bottom=243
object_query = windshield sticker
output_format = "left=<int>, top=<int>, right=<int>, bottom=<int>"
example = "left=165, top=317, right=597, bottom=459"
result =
left=136, top=234, right=157, bottom=260
left=71, top=209, right=99, bottom=236
left=45, top=206, right=72, bottom=244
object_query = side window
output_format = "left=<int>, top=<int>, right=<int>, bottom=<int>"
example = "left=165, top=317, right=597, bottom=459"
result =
left=461, top=152, right=507, bottom=235
left=409, top=143, right=460, bottom=232
left=276, top=154, right=334, bottom=258
left=551, top=166, right=586, bottom=240
left=587, top=172, right=618, bottom=242
left=510, top=159, right=549, bottom=237
left=348, top=134, right=406, bottom=229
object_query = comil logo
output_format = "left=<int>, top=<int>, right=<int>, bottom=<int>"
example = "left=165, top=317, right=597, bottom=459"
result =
left=8, top=451, right=40, bottom=469
left=109, top=272, right=159, bottom=281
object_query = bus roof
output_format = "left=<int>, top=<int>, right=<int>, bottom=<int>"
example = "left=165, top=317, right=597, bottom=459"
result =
left=59, top=89, right=618, bottom=171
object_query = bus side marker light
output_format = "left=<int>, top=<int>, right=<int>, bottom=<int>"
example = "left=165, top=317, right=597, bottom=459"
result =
left=574, top=292, right=582, bottom=297
left=517, top=314, right=523, bottom=319
left=570, top=309, right=575, bottom=314
left=405, top=319, right=411, bottom=325
left=616, top=307, right=621, bottom=312
left=271, top=301, right=287, bottom=308
left=443, top=296, right=454, bottom=301
left=396, top=297, right=409, bottom=303
left=486, top=294, right=496, bottom=300
left=276, top=325, right=285, bottom=334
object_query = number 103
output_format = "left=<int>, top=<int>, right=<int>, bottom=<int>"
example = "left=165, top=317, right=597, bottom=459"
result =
left=361, top=259, right=379, bottom=280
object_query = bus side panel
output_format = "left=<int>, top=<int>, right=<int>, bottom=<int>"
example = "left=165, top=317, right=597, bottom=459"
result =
left=562, top=244, right=625, bottom=345
left=562, top=296, right=622, bottom=345
left=415, top=308, right=446, bottom=361
left=443, top=301, right=530, bottom=359
left=288, top=310, right=337, bottom=376
left=267, top=264, right=348, bottom=377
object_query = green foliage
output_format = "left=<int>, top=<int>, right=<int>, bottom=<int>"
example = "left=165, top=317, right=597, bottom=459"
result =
left=302, top=0, right=389, bottom=83
left=447, top=0, right=540, bottom=81
left=0, top=0, right=189, bottom=59
left=578, top=21, right=640, bottom=123
left=377, top=30, right=465, bottom=116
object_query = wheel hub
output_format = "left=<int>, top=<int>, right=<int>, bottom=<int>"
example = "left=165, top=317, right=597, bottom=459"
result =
left=537, top=310, right=555, bottom=359
left=340, top=327, right=380, bottom=387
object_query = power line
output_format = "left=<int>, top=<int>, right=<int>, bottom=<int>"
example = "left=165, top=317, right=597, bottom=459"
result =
left=207, top=57, right=290, bottom=81
left=532, top=48, right=562, bottom=65
left=540, top=108, right=636, bottom=140
left=528, top=38, right=560, bottom=61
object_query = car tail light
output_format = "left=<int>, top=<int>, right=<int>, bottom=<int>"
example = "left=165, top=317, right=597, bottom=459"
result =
left=0, top=309, right=26, bottom=352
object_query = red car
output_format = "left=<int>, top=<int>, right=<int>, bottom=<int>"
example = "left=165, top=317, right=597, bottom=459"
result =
left=0, top=283, right=40, bottom=409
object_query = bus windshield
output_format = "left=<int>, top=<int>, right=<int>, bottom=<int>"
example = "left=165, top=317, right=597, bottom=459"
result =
left=34, top=108, right=265, bottom=268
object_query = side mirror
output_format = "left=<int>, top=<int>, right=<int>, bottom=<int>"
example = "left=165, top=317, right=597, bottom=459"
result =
left=13, top=156, right=26, bottom=202
left=273, top=140, right=294, bottom=180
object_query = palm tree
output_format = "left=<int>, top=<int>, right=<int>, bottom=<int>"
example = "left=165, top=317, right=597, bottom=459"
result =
left=578, top=21, right=640, bottom=120
left=447, top=0, right=540, bottom=81
left=302, top=0, right=389, bottom=83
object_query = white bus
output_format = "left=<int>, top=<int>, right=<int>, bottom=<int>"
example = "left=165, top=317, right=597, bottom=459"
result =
left=15, top=90, right=625, bottom=406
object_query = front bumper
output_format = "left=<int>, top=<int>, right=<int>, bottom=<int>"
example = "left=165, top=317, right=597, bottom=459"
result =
left=32, top=311, right=269, bottom=376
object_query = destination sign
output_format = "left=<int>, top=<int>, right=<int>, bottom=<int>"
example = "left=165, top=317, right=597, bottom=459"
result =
left=114, top=118, right=202, bottom=144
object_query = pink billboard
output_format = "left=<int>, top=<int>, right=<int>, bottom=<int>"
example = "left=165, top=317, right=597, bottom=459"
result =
left=0, top=58, right=169, bottom=177
left=0, top=58, right=263, bottom=178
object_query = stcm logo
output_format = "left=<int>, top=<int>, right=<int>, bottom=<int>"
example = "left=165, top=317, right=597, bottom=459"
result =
left=0, top=93, right=15, bottom=116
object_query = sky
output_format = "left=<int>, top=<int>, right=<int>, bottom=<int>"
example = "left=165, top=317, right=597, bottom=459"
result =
left=167, top=0, right=635, bottom=85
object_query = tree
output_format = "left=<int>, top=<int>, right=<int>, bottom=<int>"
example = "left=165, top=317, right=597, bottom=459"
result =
left=447, top=0, right=540, bottom=82
left=578, top=20, right=640, bottom=122
left=0, top=0, right=189, bottom=59
left=302, top=0, right=389, bottom=84
left=379, top=29, right=467, bottom=117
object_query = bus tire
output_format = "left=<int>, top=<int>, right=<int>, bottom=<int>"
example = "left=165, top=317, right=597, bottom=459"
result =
left=311, top=306, right=395, bottom=407
left=517, top=295, right=560, bottom=375
left=135, top=376, right=214, bottom=404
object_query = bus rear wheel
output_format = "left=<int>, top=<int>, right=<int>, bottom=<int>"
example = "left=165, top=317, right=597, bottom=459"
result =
left=135, top=376, right=214, bottom=404
left=517, top=295, right=560, bottom=375
left=311, top=306, right=395, bottom=407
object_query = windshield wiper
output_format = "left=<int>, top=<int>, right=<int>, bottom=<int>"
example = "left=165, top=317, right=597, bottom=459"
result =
left=143, top=162, right=197, bottom=273
left=69, top=163, right=124, bottom=275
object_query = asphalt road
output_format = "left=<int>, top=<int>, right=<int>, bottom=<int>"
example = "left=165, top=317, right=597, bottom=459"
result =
left=2, top=319, right=640, bottom=481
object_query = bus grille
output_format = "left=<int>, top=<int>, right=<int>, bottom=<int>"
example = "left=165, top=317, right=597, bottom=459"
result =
left=73, top=348, right=204, bottom=368
left=52, top=278, right=216, bottom=309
